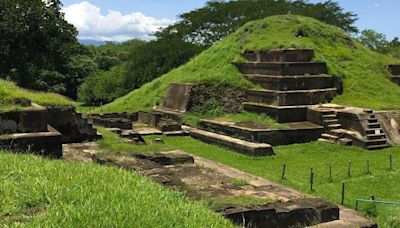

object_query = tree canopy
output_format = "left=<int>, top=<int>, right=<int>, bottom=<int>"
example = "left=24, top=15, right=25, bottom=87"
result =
left=0, top=0, right=88, bottom=98
left=155, top=0, right=358, bottom=47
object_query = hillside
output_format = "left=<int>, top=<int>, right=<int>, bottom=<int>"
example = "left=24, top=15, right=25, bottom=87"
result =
left=0, top=151, right=233, bottom=227
left=99, top=15, right=400, bottom=113
left=0, top=79, right=73, bottom=112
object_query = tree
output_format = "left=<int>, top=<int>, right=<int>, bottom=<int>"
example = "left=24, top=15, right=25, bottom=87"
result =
left=358, top=29, right=389, bottom=53
left=0, top=0, right=86, bottom=97
left=155, top=0, right=358, bottom=47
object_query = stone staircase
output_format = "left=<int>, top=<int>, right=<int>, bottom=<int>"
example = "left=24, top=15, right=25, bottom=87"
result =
left=236, top=49, right=341, bottom=123
left=362, top=110, right=389, bottom=150
left=388, top=64, right=400, bottom=85
left=317, top=110, right=350, bottom=145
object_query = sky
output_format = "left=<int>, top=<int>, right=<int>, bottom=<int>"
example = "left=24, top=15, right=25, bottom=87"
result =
left=61, top=0, right=400, bottom=42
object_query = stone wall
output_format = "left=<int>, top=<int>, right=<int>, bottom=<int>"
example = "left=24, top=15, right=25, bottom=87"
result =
left=0, top=109, right=47, bottom=134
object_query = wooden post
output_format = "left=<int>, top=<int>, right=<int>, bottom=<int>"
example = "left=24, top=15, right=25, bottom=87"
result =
left=367, top=160, right=370, bottom=175
left=310, top=168, right=314, bottom=191
left=348, top=160, right=351, bottom=178
left=389, top=154, right=393, bottom=170
left=341, top=182, right=345, bottom=205
left=281, top=164, right=286, bottom=181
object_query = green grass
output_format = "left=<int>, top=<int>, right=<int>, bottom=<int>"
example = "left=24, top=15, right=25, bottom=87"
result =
left=96, top=15, right=400, bottom=114
left=0, top=151, right=233, bottom=227
left=183, top=111, right=286, bottom=129
left=0, top=79, right=74, bottom=112
left=97, top=130, right=400, bottom=227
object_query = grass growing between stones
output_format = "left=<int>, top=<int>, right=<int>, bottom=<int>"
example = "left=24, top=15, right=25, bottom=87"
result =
left=0, top=150, right=234, bottom=227
left=183, top=111, right=286, bottom=129
left=0, top=79, right=73, bottom=112
left=96, top=15, right=400, bottom=114
left=98, top=131, right=400, bottom=227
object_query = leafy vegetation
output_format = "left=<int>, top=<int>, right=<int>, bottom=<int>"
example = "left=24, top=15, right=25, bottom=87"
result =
left=156, top=0, right=358, bottom=47
left=0, top=79, right=73, bottom=112
left=97, top=15, right=400, bottom=113
left=0, top=151, right=233, bottom=227
left=358, top=29, right=400, bottom=59
left=0, top=0, right=91, bottom=98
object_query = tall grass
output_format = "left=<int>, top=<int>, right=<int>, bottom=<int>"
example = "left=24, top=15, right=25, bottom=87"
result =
left=0, top=151, right=233, bottom=227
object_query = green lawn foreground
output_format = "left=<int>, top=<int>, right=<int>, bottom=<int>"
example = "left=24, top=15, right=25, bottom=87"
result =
left=0, top=151, right=233, bottom=227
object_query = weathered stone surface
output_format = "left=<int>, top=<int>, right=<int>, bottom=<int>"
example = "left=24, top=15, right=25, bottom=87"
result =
left=375, top=111, right=400, bottom=145
left=161, top=83, right=194, bottom=112
left=90, top=116, right=132, bottom=129
left=244, top=75, right=337, bottom=91
left=47, top=108, right=100, bottom=143
left=189, top=128, right=274, bottom=156
left=138, top=111, right=163, bottom=127
left=0, top=130, right=62, bottom=158
left=243, top=49, right=314, bottom=63
left=222, top=198, right=339, bottom=228
left=0, top=109, right=48, bottom=134
left=391, top=76, right=400, bottom=85
left=388, top=64, right=400, bottom=75
left=235, top=62, right=328, bottom=76
left=247, top=88, right=337, bottom=106
left=199, top=119, right=323, bottom=146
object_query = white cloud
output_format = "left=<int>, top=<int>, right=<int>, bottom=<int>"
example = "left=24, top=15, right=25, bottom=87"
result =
left=62, top=1, right=173, bottom=42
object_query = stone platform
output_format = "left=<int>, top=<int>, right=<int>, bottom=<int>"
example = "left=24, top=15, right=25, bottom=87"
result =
left=237, top=49, right=341, bottom=123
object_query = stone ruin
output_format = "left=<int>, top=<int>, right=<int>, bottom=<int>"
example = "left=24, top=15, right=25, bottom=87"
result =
left=388, top=64, right=400, bottom=85
left=0, top=105, right=100, bottom=158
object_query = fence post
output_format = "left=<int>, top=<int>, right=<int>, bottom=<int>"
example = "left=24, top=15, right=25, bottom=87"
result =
left=281, top=164, right=286, bottom=181
left=329, top=165, right=333, bottom=183
left=341, top=182, right=345, bottom=205
left=389, top=154, right=393, bottom=170
left=348, top=160, right=351, bottom=178
left=367, top=160, right=370, bottom=175
left=310, top=168, right=314, bottom=191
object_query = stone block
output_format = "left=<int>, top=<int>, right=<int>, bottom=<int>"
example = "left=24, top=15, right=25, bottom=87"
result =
left=161, top=83, right=194, bottom=112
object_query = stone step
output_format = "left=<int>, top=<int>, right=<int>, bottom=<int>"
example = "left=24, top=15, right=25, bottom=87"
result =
left=318, top=138, right=335, bottom=144
left=367, top=118, right=378, bottom=123
left=388, top=64, right=400, bottom=75
left=323, top=119, right=340, bottom=125
left=189, top=128, right=274, bottom=156
left=366, top=133, right=386, bottom=140
left=234, top=62, right=328, bottom=76
left=244, top=75, right=336, bottom=90
left=365, top=128, right=384, bottom=135
left=391, top=76, right=400, bottom=85
left=247, top=88, right=337, bottom=106
left=243, top=102, right=308, bottom=123
left=367, top=123, right=381, bottom=129
left=367, top=143, right=390, bottom=150
left=365, top=139, right=388, bottom=147
left=322, top=114, right=337, bottom=120
left=243, top=49, right=314, bottom=63
left=321, top=133, right=339, bottom=140
left=327, top=124, right=341, bottom=129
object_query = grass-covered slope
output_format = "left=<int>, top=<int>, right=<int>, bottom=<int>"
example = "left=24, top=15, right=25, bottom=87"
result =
left=0, top=151, right=233, bottom=227
left=100, top=15, right=400, bottom=113
left=0, top=79, right=73, bottom=112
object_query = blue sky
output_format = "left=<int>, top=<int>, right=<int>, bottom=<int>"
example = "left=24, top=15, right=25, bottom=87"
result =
left=61, top=0, right=399, bottom=41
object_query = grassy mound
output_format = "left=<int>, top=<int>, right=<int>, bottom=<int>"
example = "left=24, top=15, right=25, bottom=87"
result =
left=0, top=151, right=233, bottom=227
left=0, top=79, right=73, bottom=112
left=99, top=15, right=400, bottom=113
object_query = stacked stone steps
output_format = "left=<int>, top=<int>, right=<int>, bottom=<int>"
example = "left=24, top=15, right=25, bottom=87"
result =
left=236, top=49, right=340, bottom=123
left=318, top=111, right=350, bottom=145
left=388, top=64, right=400, bottom=85
left=247, top=88, right=337, bottom=106
left=357, top=112, right=389, bottom=150
left=235, top=62, right=328, bottom=76
left=244, top=75, right=336, bottom=90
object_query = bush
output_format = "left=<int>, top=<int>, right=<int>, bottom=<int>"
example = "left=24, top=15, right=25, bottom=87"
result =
left=78, top=65, right=126, bottom=104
